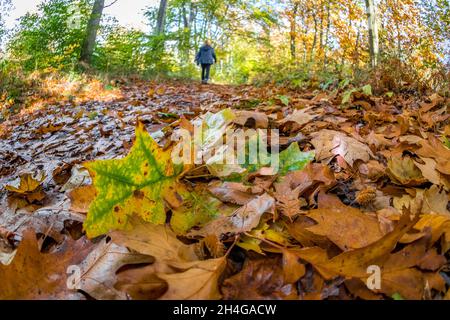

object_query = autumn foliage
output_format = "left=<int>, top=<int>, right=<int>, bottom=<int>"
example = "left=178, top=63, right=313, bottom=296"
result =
left=0, top=80, right=449, bottom=300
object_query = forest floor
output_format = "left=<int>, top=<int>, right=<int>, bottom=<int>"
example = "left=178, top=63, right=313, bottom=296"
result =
left=0, top=79, right=449, bottom=300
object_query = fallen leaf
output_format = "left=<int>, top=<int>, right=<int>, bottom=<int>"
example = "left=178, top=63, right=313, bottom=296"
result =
left=274, top=163, right=336, bottom=197
left=208, top=181, right=259, bottom=205
left=157, top=257, right=226, bottom=300
left=296, top=212, right=419, bottom=279
left=114, top=263, right=169, bottom=300
left=74, top=238, right=152, bottom=300
left=380, top=269, right=424, bottom=300
left=111, top=220, right=199, bottom=267
left=170, top=188, right=233, bottom=234
left=387, top=156, right=427, bottom=186
left=0, top=229, right=93, bottom=299
left=393, top=185, right=450, bottom=215
left=278, top=143, right=315, bottom=175
left=111, top=219, right=227, bottom=299
left=5, top=172, right=46, bottom=202
left=233, top=110, right=269, bottom=128
left=310, top=130, right=373, bottom=166
left=83, top=122, right=183, bottom=238
left=68, top=185, right=96, bottom=214
left=187, top=194, right=275, bottom=238
left=222, top=257, right=297, bottom=300
left=279, top=108, right=320, bottom=131
left=281, top=249, right=307, bottom=283
left=306, top=204, right=384, bottom=251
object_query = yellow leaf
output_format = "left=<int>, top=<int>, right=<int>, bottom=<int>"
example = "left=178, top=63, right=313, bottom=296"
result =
left=83, top=122, right=182, bottom=238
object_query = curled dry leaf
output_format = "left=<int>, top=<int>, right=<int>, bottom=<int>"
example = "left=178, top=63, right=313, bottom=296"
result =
left=73, top=238, right=153, bottom=300
left=114, top=263, right=169, bottom=300
left=413, top=158, right=445, bottom=186
left=306, top=202, right=384, bottom=251
left=208, top=181, right=260, bottom=205
left=275, top=186, right=305, bottom=221
left=0, top=229, right=94, bottom=299
left=274, top=163, right=336, bottom=197
left=187, top=193, right=275, bottom=238
left=415, top=136, right=450, bottom=175
left=157, top=257, right=226, bottom=300
left=393, top=185, right=450, bottom=215
left=279, top=108, right=320, bottom=131
left=5, top=172, right=46, bottom=203
left=310, top=129, right=374, bottom=166
left=111, top=219, right=227, bottom=300
left=233, top=110, right=269, bottom=128
left=222, top=257, right=297, bottom=300
left=198, top=234, right=226, bottom=259
left=413, top=214, right=450, bottom=251
left=68, top=185, right=96, bottom=214
left=387, top=156, right=427, bottom=186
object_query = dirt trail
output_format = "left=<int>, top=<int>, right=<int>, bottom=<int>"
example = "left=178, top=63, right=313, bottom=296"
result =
left=1, top=80, right=449, bottom=300
left=0, top=81, right=252, bottom=238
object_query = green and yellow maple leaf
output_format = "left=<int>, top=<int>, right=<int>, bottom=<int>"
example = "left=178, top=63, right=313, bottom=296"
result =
left=83, top=122, right=183, bottom=238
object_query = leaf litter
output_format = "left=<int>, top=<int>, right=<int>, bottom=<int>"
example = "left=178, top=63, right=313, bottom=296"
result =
left=0, top=81, right=449, bottom=300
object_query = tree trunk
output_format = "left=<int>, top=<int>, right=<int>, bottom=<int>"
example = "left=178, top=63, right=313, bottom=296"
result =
left=290, top=3, right=298, bottom=60
left=80, top=0, right=105, bottom=64
left=323, top=3, right=331, bottom=67
left=310, top=13, right=318, bottom=62
left=319, top=0, right=324, bottom=49
left=156, top=0, right=168, bottom=34
left=182, top=4, right=188, bottom=29
left=365, top=0, right=379, bottom=68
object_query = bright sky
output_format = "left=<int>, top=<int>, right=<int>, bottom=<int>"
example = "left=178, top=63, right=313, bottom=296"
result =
left=6, top=0, right=158, bottom=31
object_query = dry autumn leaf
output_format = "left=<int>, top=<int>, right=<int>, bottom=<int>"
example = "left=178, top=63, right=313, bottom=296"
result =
left=71, top=238, right=153, bottom=300
left=295, top=212, right=419, bottom=279
left=387, top=156, right=427, bottom=186
left=310, top=129, right=374, bottom=166
left=68, top=185, right=96, bottom=213
left=4, top=172, right=46, bottom=203
left=222, top=257, right=297, bottom=300
left=0, top=229, right=94, bottom=299
left=233, top=110, right=269, bottom=128
left=111, top=219, right=227, bottom=300
left=187, top=193, right=275, bottom=238
left=306, top=201, right=384, bottom=251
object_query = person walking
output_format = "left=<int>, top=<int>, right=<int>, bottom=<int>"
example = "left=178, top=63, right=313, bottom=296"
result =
left=195, top=40, right=217, bottom=84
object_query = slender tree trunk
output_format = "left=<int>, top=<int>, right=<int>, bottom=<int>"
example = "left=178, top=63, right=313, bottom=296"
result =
left=290, top=3, right=298, bottom=60
left=365, top=0, right=379, bottom=67
left=156, top=0, right=168, bottom=34
left=310, top=13, right=318, bottom=62
left=182, top=4, right=188, bottom=28
left=80, top=0, right=105, bottom=64
left=319, top=0, right=324, bottom=49
left=323, top=3, right=331, bottom=67
left=181, top=1, right=195, bottom=63
left=353, top=21, right=362, bottom=70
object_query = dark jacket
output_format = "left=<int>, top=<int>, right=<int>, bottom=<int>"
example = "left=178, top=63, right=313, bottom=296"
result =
left=195, top=45, right=217, bottom=65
